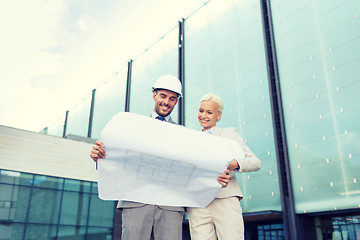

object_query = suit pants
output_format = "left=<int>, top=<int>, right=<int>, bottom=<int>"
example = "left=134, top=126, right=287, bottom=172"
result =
left=121, top=204, right=184, bottom=240
left=187, top=197, right=244, bottom=240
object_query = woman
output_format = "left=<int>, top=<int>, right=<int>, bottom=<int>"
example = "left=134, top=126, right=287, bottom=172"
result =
left=187, top=93, right=261, bottom=240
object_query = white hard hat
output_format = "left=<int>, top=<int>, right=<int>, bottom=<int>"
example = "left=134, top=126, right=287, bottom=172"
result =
left=152, top=75, right=182, bottom=97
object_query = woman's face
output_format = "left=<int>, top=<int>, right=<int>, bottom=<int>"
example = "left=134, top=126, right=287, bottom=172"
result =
left=198, top=100, right=222, bottom=131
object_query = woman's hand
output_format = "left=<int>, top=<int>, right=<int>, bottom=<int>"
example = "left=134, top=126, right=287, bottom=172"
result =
left=217, top=170, right=231, bottom=188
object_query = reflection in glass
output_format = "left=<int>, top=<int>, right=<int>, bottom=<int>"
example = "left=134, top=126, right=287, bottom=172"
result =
left=58, top=225, right=87, bottom=240
left=33, top=175, right=63, bottom=189
left=87, top=226, right=113, bottom=240
left=88, top=194, right=115, bottom=227
left=270, top=0, right=360, bottom=213
left=0, top=223, right=25, bottom=240
left=24, top=224, right=58, bottom=240
left=60, top=191, right=90, bottom=226
left=64, top=178, right=81, bottom=192
left=0, top=170, right=33, bottom=186
left=28, top=188, right=62, bottom=224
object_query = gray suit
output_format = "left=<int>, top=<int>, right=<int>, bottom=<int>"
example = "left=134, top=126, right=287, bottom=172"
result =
left=118, top=115, right=184, bottom=240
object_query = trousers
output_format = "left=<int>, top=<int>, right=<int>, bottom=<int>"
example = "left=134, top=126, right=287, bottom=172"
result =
left=187, top=197, right=244, bottom=240
left=121, top=204, right=184, bottom=240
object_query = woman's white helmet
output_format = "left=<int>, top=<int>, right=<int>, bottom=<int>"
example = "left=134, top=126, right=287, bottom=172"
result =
left=152, top=75, right=182, bottom=97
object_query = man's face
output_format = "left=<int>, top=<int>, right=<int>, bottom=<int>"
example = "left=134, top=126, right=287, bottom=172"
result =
left=153, top=89, right=178, bottom=117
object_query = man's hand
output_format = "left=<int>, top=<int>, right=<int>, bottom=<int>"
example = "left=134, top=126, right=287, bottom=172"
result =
left=90, top=140, right=106, bottom=162
left=217, top=170, right=231, bottom=188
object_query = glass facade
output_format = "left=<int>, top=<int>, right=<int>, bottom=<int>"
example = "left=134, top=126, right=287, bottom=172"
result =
left=270, top=0, right=360, bottom=213
left=315, top=215, right=360, bottom=240
left=66, top=96, right=92, bottom=138
left=47, top=117, right=64, bottom=138
left=257, top=223, right=284, bottom=240
left=0, top=169, right=114, bottom=240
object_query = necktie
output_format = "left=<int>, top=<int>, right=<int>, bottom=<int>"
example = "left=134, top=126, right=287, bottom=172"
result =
left=156, top=116, right=166, bottom=121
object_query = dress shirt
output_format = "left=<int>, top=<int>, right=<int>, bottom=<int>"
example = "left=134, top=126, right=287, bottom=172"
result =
left=151, top=110, right=171, bottom=122
left=202, top=126, right=215, bottom=134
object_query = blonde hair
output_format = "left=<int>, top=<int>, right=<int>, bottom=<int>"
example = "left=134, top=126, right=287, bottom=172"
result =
left=200, top=93, right=224, bottom=112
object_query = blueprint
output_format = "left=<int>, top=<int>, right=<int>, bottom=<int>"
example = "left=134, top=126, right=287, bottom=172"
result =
left=97, top=112, right=244, bottom=208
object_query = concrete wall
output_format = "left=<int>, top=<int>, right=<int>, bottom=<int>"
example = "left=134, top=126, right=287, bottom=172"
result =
left=0, top=125, right=97, bottom=182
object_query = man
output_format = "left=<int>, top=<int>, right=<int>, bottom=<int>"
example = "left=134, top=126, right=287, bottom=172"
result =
left=90, top=75, right=231, bottom=240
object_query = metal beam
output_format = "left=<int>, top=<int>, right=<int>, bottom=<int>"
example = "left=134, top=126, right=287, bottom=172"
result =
left=62, top=110, right=69, bottom=138
left=87, top=89, right=96, bottom=138
left=260, top=0, right=299, bottom=239
left=125, top=60, right=133, bottom=112
left=178, top=19, right=185, bottom=126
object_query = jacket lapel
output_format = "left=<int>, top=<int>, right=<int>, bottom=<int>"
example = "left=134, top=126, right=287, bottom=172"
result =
left=212, top=125, right=221, bottom=136
left=168, top=117, right=175, bottom=124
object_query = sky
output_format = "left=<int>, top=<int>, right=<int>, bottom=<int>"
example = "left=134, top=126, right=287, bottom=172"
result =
left=0, top=0, right=206, bottom=133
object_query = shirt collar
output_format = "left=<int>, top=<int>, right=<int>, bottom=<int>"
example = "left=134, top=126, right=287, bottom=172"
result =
left=202, top=125, right=216, bottom=134
left=151, top=110, right=171, bottom=122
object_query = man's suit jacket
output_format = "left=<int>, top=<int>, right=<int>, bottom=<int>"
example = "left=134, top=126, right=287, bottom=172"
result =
left=212, top=126, right=261, bottom=199
left=117, top=116, right=184, bottom=212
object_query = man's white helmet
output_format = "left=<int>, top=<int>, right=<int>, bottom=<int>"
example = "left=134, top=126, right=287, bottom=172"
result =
left=152, top=75, right=182, bottom=97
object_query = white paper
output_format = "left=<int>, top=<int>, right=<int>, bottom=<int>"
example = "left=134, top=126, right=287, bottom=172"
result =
left=97, top=112, right=244, bottom=208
